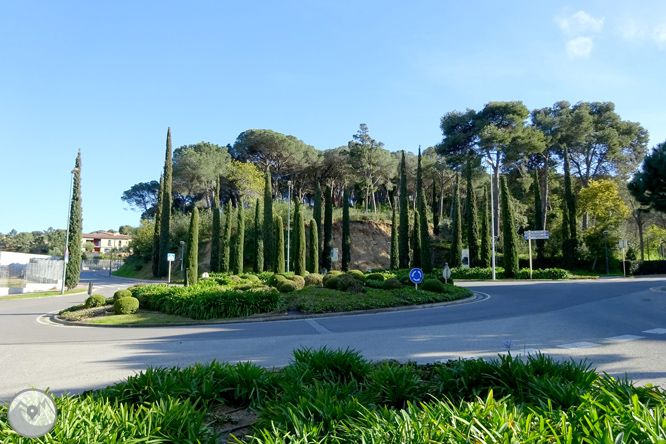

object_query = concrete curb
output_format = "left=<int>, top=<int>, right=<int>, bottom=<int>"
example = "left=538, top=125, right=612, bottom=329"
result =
left=42, top=291, right=489, bottom=328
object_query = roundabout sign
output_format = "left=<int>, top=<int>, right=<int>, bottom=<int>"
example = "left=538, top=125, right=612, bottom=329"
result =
left=409, top=268, right=423, bottom=289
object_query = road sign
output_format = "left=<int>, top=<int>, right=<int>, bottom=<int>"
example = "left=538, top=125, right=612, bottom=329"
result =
left=619, top=239, right=628, bottom=249
left=524, top=230, right=549, bottom=240
left=167, top=253, right=175, bottom=262
left=409, top=268, right=423, bottom=284
left=461, top=249, right=470, bottom=268
left=442, top=263, right=451, bottom=284
left=331, top=248, right=339, bottom=262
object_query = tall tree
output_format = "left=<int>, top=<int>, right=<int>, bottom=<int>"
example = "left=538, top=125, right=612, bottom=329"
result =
left=65, top=150, right=82, bottom=290
left=274, top=216, right=285, bottom=273
left=390, top=191, right=399, bottom=270
left=563, top=147, right=578, bottom=268
left=263, top=167, right=274, bottom=271
left=151, top=175, right=163, bottom=277
left=234, top=204, right=244, bottom=274
left=501, top=176, right=519, bottom=277
left=291, top=197, right=301, bottom=271
left=210, top=176, right=221, bottom=272
left=221, top=200, right=232, bottom=273
left=450, top=176, right=463, bottom=268
left=185, top=207, right=199, bottom=286
left=254, top=199, right=264, bottom=273
left=307, top=219, right=319, bottom=274
left=465, top=159, right=480, bottom=267
left=411, top=209, right=422, bottom=268
left=629, top=141, right=666, bottom=214
left=416, top=149, right=432, bottom=272
left=313, top=181, right=323, bottom=257
left=322, top=185, right=333, bottom=271
left=342, top=186, right=351, bottom=271
left=533, top=170, right=545, bottom=264
left=158, top=127, right=173, bottom=277
left=295, top=210, right=306, bottom=276
left=121, top=180, right=160, bottom=217
left=480, top=185, right=492, bottom=268
left=398, top=152, right=410, bottom=268
left=172, top=142, right=231, bottom=208
left=431, top=177, right=440, bottom=235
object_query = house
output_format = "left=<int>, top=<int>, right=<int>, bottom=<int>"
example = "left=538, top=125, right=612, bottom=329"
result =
left=81, top=232, right=132, bottom=253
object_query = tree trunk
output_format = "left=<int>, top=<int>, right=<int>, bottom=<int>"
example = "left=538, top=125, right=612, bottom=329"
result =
left=583, top=212, right=589, bottom=230
left=439, top=182, right=445, bottom=218
left=493, top=166, right=500, bottom=238
left=638, top=211, right=645, bottom=261
left=371, top=191, right=377, bottom=213
left=540, top=165, right=548, bottom=229
left=365, top=186, right=369, bottom=213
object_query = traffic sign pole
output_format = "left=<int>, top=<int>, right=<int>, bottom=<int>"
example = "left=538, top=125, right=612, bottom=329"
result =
left=528, top=238, right=533, bottom=280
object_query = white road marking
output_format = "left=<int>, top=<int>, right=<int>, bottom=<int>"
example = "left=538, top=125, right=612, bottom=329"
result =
left=557, top=341, right=600, bottom=349
left=643, top=328, right=666, bottom=334
left=606, top=335, right=645, bottom=342
left=305, top=318, right=332, bottom=334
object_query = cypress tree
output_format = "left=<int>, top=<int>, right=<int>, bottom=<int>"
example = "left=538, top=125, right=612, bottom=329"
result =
left=563, top=147, right=577, bottom=268
left=465, top=160, right=480, bottom=267
left=416, top=147, right=423, bottom=202
left=390, top=191, right=399, bottom=270
left=342, top=186, right=351, bottom=271
left=295, top=211, right=306, bottom=275
left=451, top=176, right=463, bottom=268
left=158, top=127, right=173, bottom=277
left=274, top=216, right=285, bottom=273
left=210, top=176, right=221, bottom=272
left=221, top=200, right=232, bottom=273
left=432, top=177, right=440, bottom=235
left=323, top=185, right=333, bottom=271
left=152, top=174, right=163, bottom=277
left=398, top=151, right=410, bottom=268
left=65, top=150, right=83, bottom=290
left=411, top=209, right=422, bottom=268
left=308, top=219, right=319, bottom=273
left=561, top=198, right=570, bottom=257
left=263, top=167, right=274, bottom=271
left=313, top=181, right=323, bottom=256
left=254, top=198, right=264, bottom=273
left=291, top=197, right=301, bottom=272
left=417, top=182, right=432, bottom=272
left=501, top=176, right=519, bottom=277
left=480, top=185, right=492, bottom=268
left=534, top=170, right=545, bottom=265
left=185, top=207, right=199, bottom=286
left=234, top=204, right=244, bottom=275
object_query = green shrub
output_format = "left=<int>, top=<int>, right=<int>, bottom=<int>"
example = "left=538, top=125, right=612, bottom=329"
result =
left=437, top=276, right=456, bottom=285
left=290, top=346, right=372, bottom=384
left=290, top=275, right=306, bottom=290
left=364, top=279, right=385, bottom=289
left=366, top=362, right=424, bottom=409
left=113, top=289, right=132, bottom=301
left=279, top=281, right=297, bottom=293
left=324, top=276, right=341, bottom=289
left=347, top=269, right=365, bottom=282
left=517, top=268, right=570, bottom=280
left=85, top=294, right=106, bottom=308
left=366, top=273, right=385, bottom=281
left=382, top=278, right=402, bottom=289
left=304, top=273, right=323, bottom=286
left=343, top=279, right=365, bottom=294
left=336, top=274, right=357, bottom=291
left=420, top=278, right=445, bottom=293
left=114, top=296, right=139, bottom=315
left=268, top=273, right=289, bottom=288
left=105, top=297, right=114, bottom=305
left=397, top=274, right=412, bottom=285
left=322, top=271, right=343, bottom=285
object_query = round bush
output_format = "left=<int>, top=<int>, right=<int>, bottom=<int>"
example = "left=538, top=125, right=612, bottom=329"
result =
left=114, top=296, right=140, bottom=315
left=420, top=278, right=445, bottom=293
left=322, top=271, right=343, bottom=286
left=382, top=278, right=403, bottom=290
left=343, top=279, right=365, bottom=294
left=229, top=275, right=242, bottom=283
left=347, top=270, right=365, bottom=282
left=279, top=281, right=297, bottom=293
left=337, top=274, right=358, bottom=291
left=324, top=276, right=340, bottom=289
left=366, top=273, right=385, bottom=282
left=85, top=294, right=106, bottom=308
left=398, top=274, right=412, bottom=285
left=268, top=274, right=289, bottom=288
left=364, top=279, right=385, bottom=289
left=113, top=289, right=132, bottom=301
left=290, top=275, right=305, bottom=290
left=304, top=273, right=323, bottom=287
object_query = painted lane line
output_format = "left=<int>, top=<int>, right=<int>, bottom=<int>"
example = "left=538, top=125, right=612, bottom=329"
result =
left=643, top=328, right=666, bottom=334
left=606, top=335, right=645, bottom=342
left=557, top=341, right=600, bottom=349
left=305, top=318, right=332, bottom=334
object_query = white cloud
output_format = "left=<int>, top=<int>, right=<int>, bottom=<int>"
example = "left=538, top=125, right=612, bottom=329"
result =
left=619, top=18, right=645, bottom=40
left=556, top=11, right=604, bottom=35
left=654, top=24, right=666, bottom=49
left=566, top=37, right=594, bottom=58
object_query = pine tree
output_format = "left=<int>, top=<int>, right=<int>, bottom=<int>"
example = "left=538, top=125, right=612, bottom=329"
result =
left=563, top=147, right=577, bottom=269
left=308, top=219, right=319, bottom=273
left=390, top=191, right=399, bottom=270
left=480, top=185, right=492, bottom=268
left=411, top=209, right=422, bottom=268
left=534, top=170, right=545, bottom=265
left=185, top=207, right=199, bottom=286
left=274, top=216, right=285, bottom=273
left=465, top=160, right=480, bottom=267
left=451, top=176, right=463, bottom=268
left=295, top=211, right=306, bottom=276
left=342, top=186, right=351, bottom=271
left=323, top=185, right=333, bottom=271
left=158, top=127, right=173, bottom=277
left=398, top=151, right=410, bottom=268
left=263, top=167, right=274, bottom=271
left=234, top=204, right=244, bottom=275
left=210, top=176, right=221, bottom=272
left=313, top=181, right=323, bottom=258
left=152, top=174, right=163, bottom=277
left=432, top=177, right=440, bottom=235
left=221, top=200, right=232, bottom=273
left=501, top=176, right=519, bottom=277
left=65, top=150, right=82, bottom=290
left=254, top=198, right=264, bottom=273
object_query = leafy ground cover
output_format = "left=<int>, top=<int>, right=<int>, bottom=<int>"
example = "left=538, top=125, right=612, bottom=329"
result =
left=3, top=347, right=663, bottom=443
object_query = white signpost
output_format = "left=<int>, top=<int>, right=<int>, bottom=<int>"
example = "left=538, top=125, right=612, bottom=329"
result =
left=331, top=248, right=339, bottom=262
left=524, top=230, right=549, bottom=279
left=619, top=240, right=628, bottom=276
left=461, top=249, right=470, bottom=269
left=167, top=253, right=175, bottom=284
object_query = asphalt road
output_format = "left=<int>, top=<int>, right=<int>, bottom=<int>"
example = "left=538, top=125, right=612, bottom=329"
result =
left=1, top=271, right=665, bottom=401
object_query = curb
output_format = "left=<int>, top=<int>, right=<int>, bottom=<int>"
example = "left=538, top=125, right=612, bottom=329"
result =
left=42, top=292, right=489, bottom=328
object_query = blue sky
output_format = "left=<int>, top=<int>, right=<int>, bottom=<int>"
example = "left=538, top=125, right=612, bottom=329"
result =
left=2, top=1, right=665, bottom=233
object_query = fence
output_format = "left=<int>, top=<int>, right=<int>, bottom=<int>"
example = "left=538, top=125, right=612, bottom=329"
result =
left=81, top=259, right=124, bottom=272
left=0, top=259, right=64, bottom=294
left=26, top=260, right=64, bottom=284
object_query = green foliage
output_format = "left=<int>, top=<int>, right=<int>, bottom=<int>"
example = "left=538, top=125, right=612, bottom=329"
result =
left=346, top=269, right=365, bottom=282
left=304, top=273, right=323, bottom=287
left=65, top=151, right=83, bottom=290
left=533, top=169, right=545, bottom=263
left=390, top=192, right=399, bottom=270
left=295, top=203, right=307, bottom=276
left=234, top=203, right=245, bottom=275
left=152, top=175, right=163, bottom=277
left=113, top=289, right=132, bottom=301
left=158, top=128, right=173, bottom=278
left=480, top=185, right=492, bottom=268
left=291, top=346, right=371, bottom=384
left=465, top=159, right=480, bottom=267
left=366, top=273, right=385, bottom=281
left=275, top=215, right=285, bottom=273
left=221, top=200, right=232, bottom=273
left=451, top=176, right=463, bottom=267
left=254, top=198, right=264, bottom=273
left=420, top=278, right=446, bottom=293
left=210, top=176, right=221, bottom=272
left=291, top=274, right=306, bottom=290
left=338, top=276, right=365, bottom=294
left=185, top=207, right=200, bottom=286
left=114, top=296, right=139, bottom=314
left=323, top=185, right=333, bottom=270
left=366, top=362, right=424, bottom=409
left=342, top=186, right=351, bottom=271
left=398, top=152, right=410, bottom=268
left=382, top=277, right=402, bottom=289
left=629, top=140, right=666, bottom=212
left=501, top=176, right=519, bottom=277
left=563, top=146, right=578, bottom=268
left=279, top=281, right=297, bottom=293
left=263, top=167, right=275, bottom=272
left=518, top=268, right=570, bottom=279
left=307, top=219, right=319, bottom=273
left=324, top=276, right=340, bottom=289
left=85, top=294, right=106, bottom=308
left=411, top=209, right=421, bottom=268
left=313, top=181, right=323, bottom=256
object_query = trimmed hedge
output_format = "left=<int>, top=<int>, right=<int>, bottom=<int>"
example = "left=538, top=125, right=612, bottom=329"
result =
left=113, top=289, right=132, bottom=301
left=420, top=278, right=445, bottom=293
left=304, top=273, right=323, bottom=287
left=85, top=294, right=106, bottom=308
left=366, top=273, right=385, bottom=282
left=114, top=296, right=139, bottom=315
left=382, top=278, right=402, bottom=290
left=347, top=270, right=365, bottom=282
left=279, top=281, right=297, bottom=293
left=623, top=260, right=666, bottom=276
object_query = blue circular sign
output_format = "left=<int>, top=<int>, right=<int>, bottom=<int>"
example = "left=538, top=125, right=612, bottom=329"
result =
left=409, top=268, right=424, bottom=284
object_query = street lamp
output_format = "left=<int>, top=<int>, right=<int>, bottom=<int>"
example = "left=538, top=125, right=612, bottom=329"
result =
left=61, top=167, right=79, bottom=295
left=485, top=158, right=496, bottom=280
left=603, top=230, right=609, bottom=275
left=180, top=241, right=185, bottom=281
left=286, top=180, right=292, bottom=273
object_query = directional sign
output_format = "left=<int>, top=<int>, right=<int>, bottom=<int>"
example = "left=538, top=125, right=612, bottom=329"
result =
left=167, top=253, right=175, bottom=262
left=618, top=239, right=628, bottom=249
left=409, top=268, right=424, bottom=284
left=524, top=230, right=549, bottom=240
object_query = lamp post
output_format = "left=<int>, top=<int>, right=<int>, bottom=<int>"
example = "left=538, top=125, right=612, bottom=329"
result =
left=603, top=230, right=609, bottom=275
left=287, top=180, right=292, bottom=273
left=180, top=240, right=185, bottom=281
left=61, top=167, right=79, bottom=295
left=485, top=158, right=496, bottom=280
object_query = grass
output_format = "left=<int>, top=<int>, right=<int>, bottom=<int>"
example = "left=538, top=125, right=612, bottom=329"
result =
left=0, top=287, right=87, bottom=300
left=111, top=257, right=168, bottom=280
left=86, top=310, right=202, bottom=325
